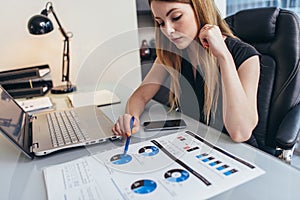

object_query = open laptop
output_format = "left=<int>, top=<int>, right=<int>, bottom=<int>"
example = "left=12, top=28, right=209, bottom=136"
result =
left=0, top=85, right=120, bottom=159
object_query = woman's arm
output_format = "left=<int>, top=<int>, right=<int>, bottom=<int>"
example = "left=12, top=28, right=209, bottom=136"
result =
left=220, top=53, right=260, bottom=142
left=199, top=24, right=260, bottom=142
left=112, top=58, right=169, bottom=136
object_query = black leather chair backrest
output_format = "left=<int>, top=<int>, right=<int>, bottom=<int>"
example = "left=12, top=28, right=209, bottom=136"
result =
left=225, top=7, right=300, bottom=154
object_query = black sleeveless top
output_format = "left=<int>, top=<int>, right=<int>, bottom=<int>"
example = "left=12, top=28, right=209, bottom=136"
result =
left=179, top=37, right=260, bottom=136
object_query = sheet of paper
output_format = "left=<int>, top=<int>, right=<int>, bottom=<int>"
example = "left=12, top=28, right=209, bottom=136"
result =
left=67, top=89, right=121, bottom=108
left=43, top=130, right=265, bottom=199
left=43, top=158, right=111, bottom=200
left=16, top=96, right=53, bottom=112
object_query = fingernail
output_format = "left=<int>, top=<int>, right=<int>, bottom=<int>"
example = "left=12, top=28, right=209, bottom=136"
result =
left=126, top=132, right=131, bottom=137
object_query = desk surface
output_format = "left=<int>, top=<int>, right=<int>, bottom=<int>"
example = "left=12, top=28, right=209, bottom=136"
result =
left=1, top=88, right=300, bottom=200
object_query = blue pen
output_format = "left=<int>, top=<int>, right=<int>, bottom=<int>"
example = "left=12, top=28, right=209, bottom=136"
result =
left=124, top=116, right=135, bottom=154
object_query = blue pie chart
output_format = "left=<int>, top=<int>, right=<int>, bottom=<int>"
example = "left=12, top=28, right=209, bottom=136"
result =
left=164, top=169, right=190, bottom=183
left=138, top=146, right=159, bottom=156
left=131, top=179, right=157, bottom=194
left=110, top=154, right=132, bottom=165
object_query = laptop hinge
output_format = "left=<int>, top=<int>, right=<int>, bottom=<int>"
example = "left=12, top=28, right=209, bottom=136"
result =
left=30, top=143, right=39, bottom=152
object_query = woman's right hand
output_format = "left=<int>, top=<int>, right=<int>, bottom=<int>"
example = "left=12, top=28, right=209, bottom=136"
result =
left=112, top=114, right=140, bottom=137
left=199, top=24, right=228, bottom=59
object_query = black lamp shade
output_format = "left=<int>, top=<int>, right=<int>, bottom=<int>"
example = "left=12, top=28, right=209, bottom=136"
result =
left=28, top=15, right=53, bottom=35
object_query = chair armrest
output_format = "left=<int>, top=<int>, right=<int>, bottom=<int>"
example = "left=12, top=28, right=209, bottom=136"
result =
left=276, top=103, right=300, bottom=149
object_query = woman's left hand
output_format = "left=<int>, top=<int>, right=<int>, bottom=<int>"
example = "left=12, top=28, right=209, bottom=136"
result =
left=198, top=24, right=228, bottom=58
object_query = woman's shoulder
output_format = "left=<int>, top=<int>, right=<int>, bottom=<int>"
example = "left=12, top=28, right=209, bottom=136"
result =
left=225, top=37, right=261, bottom=69
left=225, top=37, right=259, bottom=54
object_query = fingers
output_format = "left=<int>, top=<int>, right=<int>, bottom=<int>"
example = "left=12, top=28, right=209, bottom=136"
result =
left=112, top=121, right=122, bottom=136
left=112, top=114, right=140, bottom=137
left=201, top=38, right=209, bottom=49
left=199, top=24, right=215, bottom=49
left=201, top=24, right=214, bottom=31
left=112, top=115, right=127, bottom=136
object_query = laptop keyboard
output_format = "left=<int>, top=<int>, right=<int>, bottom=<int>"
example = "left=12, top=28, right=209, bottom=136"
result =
left=47, top=110, right=90, bottom=147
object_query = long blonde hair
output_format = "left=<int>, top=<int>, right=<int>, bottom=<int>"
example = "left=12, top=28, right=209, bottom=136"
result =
left=148, top=0, right=234, bottom=124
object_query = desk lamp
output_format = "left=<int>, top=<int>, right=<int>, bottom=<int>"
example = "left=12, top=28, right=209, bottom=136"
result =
left=27, top=2, right=76, bottom=94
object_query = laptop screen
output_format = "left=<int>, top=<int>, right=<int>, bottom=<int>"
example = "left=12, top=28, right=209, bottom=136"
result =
left=0, top=86, right=32, bottom=158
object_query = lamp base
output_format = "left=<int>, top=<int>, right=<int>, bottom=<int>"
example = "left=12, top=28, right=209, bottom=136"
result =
left=51, top=84, right=76, bottom=94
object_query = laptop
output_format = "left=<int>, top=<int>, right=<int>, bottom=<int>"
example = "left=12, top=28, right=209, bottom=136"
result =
left=0, top=85, right=120, bottom=159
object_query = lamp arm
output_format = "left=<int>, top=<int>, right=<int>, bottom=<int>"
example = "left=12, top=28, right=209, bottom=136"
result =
left=48, top=5, right=68, bottom=39
left=48, top=4, right=71, bottom=83
left=62, top=38, right=70, bottom=83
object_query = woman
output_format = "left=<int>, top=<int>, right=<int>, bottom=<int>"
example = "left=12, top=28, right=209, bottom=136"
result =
left=113, top=0, right=260, bottom=143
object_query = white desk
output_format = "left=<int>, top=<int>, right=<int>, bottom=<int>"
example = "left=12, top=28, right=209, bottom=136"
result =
left=1, top=88, right=300, bottom=199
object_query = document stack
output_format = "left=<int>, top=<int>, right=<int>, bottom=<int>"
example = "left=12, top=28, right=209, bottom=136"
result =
left=0, top=64, right=53, bottom=98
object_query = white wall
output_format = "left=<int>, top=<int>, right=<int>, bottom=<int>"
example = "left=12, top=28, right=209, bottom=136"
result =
left=0, top=0, right=141, bottom=91
left=215, top=0, right=227, bottom=18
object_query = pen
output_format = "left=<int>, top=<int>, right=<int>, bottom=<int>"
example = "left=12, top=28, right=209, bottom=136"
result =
left=124, top=116, right=135, bottom=154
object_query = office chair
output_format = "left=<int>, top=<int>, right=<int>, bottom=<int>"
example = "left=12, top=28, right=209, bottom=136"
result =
left=225, top=7, right=300, bottom=163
